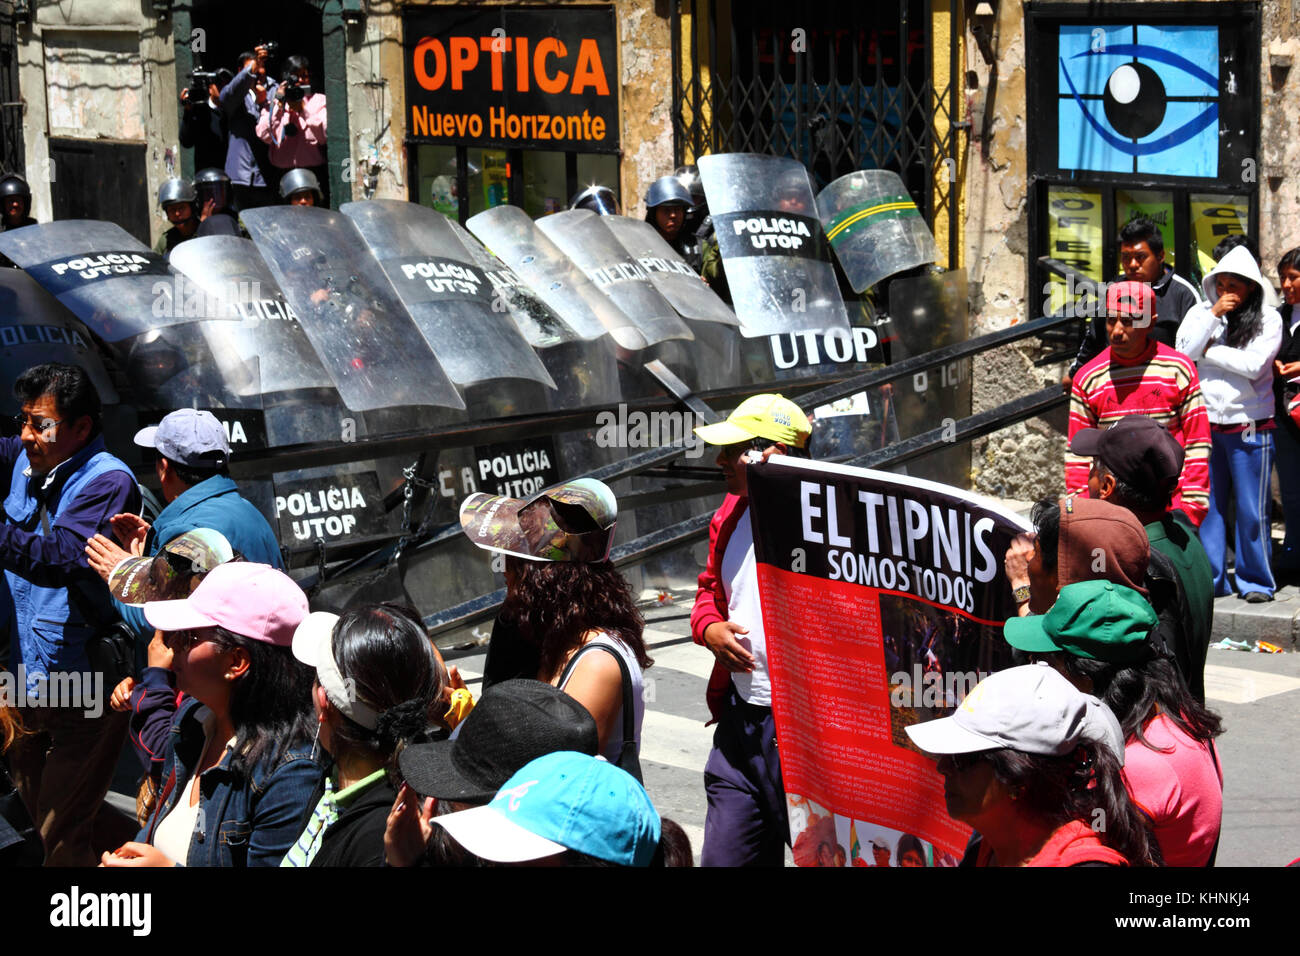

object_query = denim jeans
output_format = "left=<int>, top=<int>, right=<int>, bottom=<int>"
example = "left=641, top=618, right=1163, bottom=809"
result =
left=1203, top=428, right=1276, bottom=597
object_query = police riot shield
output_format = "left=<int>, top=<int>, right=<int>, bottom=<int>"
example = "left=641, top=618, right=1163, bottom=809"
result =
left=340, top=200, right=555, bottom=389
left=466, top=205, right=649, bottom=352
left=167, top=236, right=334, bottom=397
left=0, top=220, right=195, bottom=342
left=240, top=206, right=465, bottom=413
left=697, top=154, right=850, bottom=337
left=445, top=219, right=583, bottom=349
left=602, top=215, right=738, bottom=326
left=0, top=269, right=117, bottom=412
left=535, top=210, right=694, bottom=347
left=816, top=170, right=939, bottom=294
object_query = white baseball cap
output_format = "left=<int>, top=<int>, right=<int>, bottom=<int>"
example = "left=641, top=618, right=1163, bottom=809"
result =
left=904, top=664, right=1125, bottom=762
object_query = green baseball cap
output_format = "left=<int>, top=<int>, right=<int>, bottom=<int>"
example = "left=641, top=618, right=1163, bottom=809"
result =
left=1004, top=580, right=1157, bottom=664
left=459, top=478, right=617, bottom=563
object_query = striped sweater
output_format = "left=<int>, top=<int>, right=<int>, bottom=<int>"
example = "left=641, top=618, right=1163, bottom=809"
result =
left=1066, top=341, right=1211, bottom=526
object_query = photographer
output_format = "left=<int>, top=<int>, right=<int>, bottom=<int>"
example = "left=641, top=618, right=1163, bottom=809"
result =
left=218, top=45, right=277, bottom=212
left=179, top=68, right=231, bottom=173
left=256, top=55, right=328, bottom=206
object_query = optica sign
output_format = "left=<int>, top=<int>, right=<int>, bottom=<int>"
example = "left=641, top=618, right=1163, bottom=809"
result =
left=403, top=7, right=619, bottom=153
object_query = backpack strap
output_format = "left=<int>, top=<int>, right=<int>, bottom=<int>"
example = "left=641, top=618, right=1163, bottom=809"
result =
left=558, top=640, right=642, bottom=783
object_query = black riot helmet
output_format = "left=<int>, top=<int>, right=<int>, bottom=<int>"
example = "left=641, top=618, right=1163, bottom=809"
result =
left=645, top=176, right=692, bottom=210
left=194, top=167, right=231, bottom=212
left=279, top=167, right=322, bottom=205
left=569, top=185, right=619, bottom=216
left=0, top=173, right=32, bottom=222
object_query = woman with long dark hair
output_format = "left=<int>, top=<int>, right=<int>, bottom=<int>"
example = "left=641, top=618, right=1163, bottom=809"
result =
left=461, top=479, right=651, bottom=769
left=101, top=563, right=321, bottom=867
left=1177, top=244, right=1284, bottom=601
left=907, top=664, right=1161, bottom=867
left=282, top=604, right=444, bottom=867
left=1272, top=246, right=1300, bottom=576
left=1005, top=579, right=1223, bottom=866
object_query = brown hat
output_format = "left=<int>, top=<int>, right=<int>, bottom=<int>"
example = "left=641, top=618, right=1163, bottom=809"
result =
left=1057, top=496, right=1149, bottom=597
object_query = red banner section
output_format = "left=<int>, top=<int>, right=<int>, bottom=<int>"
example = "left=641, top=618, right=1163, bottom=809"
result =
left=747, top=456, right=1031, bottom=866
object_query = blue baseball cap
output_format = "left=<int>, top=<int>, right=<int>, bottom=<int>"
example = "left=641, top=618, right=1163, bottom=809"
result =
left=431, top=751, right=661, bottom=866
left=135, top=408, right=231, bottom=468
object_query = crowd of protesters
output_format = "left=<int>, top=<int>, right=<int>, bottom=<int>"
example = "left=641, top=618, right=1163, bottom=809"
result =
left=0, top=214, right=1291, bottom=869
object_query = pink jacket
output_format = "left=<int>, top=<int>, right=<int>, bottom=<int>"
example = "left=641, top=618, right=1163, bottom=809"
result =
left=690, top=493, right=748, bottom=724
left=255, top=93, right=327, bottom=169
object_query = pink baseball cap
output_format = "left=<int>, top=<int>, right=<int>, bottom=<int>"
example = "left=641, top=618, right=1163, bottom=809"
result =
left=143, top=562, right=308, bottom=646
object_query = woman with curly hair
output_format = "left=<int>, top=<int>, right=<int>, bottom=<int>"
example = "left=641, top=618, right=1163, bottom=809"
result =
left=907, top=664, right=1162, bottom=867
left=283, top=604, right=445, bottom=867
left=460, top=478, right=651, bottom=770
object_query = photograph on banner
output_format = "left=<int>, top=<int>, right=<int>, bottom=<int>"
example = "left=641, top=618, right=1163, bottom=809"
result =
left=745, top=456, right=1031, bottom=864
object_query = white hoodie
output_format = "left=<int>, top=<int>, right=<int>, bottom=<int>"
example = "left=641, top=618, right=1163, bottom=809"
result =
left=1175, top=245, right=1282, bottom=425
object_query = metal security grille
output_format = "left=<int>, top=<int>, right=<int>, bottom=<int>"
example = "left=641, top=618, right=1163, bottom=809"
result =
left=0, top=2, right=24, bottom=176
left=671, top=0, right=958, bottom=248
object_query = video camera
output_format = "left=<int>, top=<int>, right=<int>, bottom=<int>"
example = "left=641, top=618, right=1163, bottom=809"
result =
left=187, top=69, right=219, bottom=102
left=257, top=41, right=280, bottom=56
left=276, top=81, right=313, bottom=104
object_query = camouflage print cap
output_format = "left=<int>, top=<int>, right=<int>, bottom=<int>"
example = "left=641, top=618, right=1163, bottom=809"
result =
left=108, top=527, right=236, bottom=606
left=459, top=478, right=618, bottom=563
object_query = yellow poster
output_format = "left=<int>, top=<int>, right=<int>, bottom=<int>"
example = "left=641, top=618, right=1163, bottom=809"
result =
left=1046, top=186, right=1103, bottom=314
left=1115, top=190, right=1175, bottom=268
left=1190, top=194, right=1249, bottom=282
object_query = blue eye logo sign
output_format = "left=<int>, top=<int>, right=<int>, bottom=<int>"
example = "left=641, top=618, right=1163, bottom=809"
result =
left=1058, top=25, right=1220, bottom=177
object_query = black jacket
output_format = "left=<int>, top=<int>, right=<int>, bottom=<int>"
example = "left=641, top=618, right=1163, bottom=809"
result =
left=306, top=774, right=397, bottom=868
left=180, top=100, right=228, bottom=173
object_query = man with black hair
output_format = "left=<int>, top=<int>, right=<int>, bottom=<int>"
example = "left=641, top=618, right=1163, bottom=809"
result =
left=1068, top=217, right=1203, bottom=378
left=1070, top=416, right=1215, bottom=702
left=85, top=408, right=281, bottom=643
left=219, top=46, right=277, bottom=212
left=0, top=363, right=140, bottom=865
left=180, top=68, right=231, bottom=173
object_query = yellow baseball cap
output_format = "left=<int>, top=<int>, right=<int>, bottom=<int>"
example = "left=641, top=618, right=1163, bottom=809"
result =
left=693, top=394, right=811, bottom=448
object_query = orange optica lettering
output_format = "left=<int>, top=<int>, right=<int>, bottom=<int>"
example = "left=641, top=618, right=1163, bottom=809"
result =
left=414, top=37, right=446, bottom=90
left=515, top=37, right=530, bottom=92
left=534, top=38, right=568, bottom=94
left=449, top=36, right=479, bottom=90
left=571, top=38, right=609, bottom=96
left=479, top=36, right=511, bottom=91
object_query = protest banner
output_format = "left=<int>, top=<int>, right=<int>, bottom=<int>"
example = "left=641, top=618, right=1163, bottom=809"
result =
left=746, top=455, right=1031, bottom=866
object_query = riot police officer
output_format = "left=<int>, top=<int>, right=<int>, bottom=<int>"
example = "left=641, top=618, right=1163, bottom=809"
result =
left=153, top=178, right=200, bottom=259
left=279, top=167, right=322, bottom=207
left=644, top=175, right=698, bottom=270
left=569, top=184, right=619, bottom=216
left=195, top=167, right=241, bottom=238
left=0, top=174, right=36, bottom=232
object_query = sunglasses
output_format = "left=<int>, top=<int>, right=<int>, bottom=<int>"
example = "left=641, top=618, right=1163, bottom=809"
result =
left=163, top=628, right=216, bottom=652
left=12, top=414, right=61, bottom=435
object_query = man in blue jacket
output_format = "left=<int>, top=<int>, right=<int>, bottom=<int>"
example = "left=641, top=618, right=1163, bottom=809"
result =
left=1, top=363, right=140, bottom=865
left=85, top=408, right=282, bottom=643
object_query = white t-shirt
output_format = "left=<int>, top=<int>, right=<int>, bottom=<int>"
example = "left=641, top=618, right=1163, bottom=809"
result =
left=152, top=707, right=235, bottom=866
left=720, top=509, right=771, bottom=706
left=559, top=631, right=644, bottom=766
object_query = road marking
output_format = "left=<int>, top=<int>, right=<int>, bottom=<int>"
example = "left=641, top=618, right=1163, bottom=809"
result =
left=1204, top=663, right=1300, bottom=704
left=641, top=709, right=713, bottom=773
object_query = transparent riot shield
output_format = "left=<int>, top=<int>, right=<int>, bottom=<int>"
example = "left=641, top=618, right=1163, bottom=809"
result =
left=603, top=215, right=738, bottom=326
left=697, top=154, right=850, bottom=337
left=535, top=210, right=693, bottom=347
left=168, top=236, right=334, bottom=398
left=340, top=200, right=555, bottom=389
left=0, top=220, right=199, bottom=342
left=445, top=219, right=585, bottom=349
left=885, top=269, right=971, bottom=485
left=817, top=170, right=939, bottom=294
left=467, top=205, right=649, bottom=351
left=0, top=269, right=117, bottom=412
left=241, top=206, right=464, bottom=413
